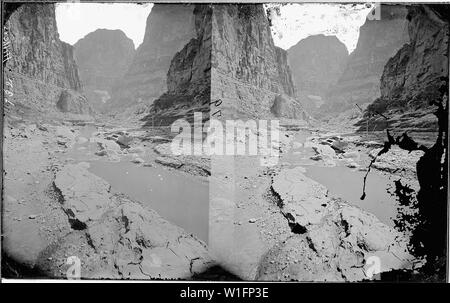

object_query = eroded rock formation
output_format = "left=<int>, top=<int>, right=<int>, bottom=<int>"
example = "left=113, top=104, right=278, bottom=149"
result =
left=257, top=167, right=412, bottom=281
left=287, top=35, right=349, bottom=115
left=74, top=29, right=135, bottom=112
left=141, top=4, right=308, bottom=126
left=359, top=5, right=449, bottom=131
left=323, top=5, right=409, bottom=114
left=109, top=4, right=196, bottom=110
left=45, top=162, right=214, bottom=279
left=212, top=4, right=304, bottom=120
left=142, top=5, right=211, bottom=126
left=4, top=4, right=93, bottom=115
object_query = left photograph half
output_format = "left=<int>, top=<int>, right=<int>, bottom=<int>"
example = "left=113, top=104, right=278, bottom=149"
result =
left=1, top=2, right=216, bottom=280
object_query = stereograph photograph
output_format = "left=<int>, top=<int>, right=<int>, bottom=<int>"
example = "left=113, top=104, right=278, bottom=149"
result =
left=0, top=0, right=448, bottom=284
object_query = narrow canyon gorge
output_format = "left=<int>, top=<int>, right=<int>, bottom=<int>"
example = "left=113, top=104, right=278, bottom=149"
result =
left=2, top=3, right=448, bottom=282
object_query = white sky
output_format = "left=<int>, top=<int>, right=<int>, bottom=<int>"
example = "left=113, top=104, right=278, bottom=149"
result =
left=268, top=3, right=374, bottom=53
left=55, top=3, right=154, bottom=48
left=56, top=3, right=372, bottom=53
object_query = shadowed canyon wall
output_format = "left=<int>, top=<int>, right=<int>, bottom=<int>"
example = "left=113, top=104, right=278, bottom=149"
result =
left=211, top=4, right=305, bottom=120
left=143, top=4, right=307, bottom=126
left=74, top=29, right=135, bottom=112
left=4, top=4, right=93, bottom=115
left=358, top=5, right=449, bottom=131
left=322, top=5, right=409, bottom=115
left=142, top=5, right=212, bottom=126
left=287, top=34, right=349, bottom=115
left=109, top=4, right=196, bottom=110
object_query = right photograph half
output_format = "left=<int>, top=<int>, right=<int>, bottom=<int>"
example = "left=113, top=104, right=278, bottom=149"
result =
left=2, top=1, right=448, bottom=283
left=208, top=2, right=448, bottom=282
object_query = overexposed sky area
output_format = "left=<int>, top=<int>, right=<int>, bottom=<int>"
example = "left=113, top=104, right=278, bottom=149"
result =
left=55, top=3, right=154, bottom=49
left=268, top=3, right=374, bottom=53
left=56, top=2, right=373, bottom=53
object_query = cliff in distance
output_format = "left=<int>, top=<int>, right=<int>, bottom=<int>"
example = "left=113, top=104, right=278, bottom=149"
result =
left=74, top=29, right=135, bottom=112
left=287, top=34, right=349, bottom=115
left=4, top=4, right=93, bottom=115
left=323, top=5, right=409, bottom=115
left=109, top=4, right=196, bottom=110
left=142, top=5, right=212, bottom=126
left=143, top=4, right=306, bottom=127
left=358, top=5, right=449, bottom=131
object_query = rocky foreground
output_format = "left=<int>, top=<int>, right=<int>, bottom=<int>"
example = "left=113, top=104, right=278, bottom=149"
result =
left=2, top=118, right=214, bottom=279
left=3, top=116, right=419, bottom=281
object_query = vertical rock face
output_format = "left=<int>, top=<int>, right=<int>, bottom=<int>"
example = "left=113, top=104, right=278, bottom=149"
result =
left=212, top=4, right=304, bottom=120
left=143, top=4, right=307, bottom=126
left=379, top=6, right=449, bottom=109
left=74, top=29, right=135, bottom=112
left=109, top=4, right=196, bottom=109
left=287, top=35, right=349, bottom=113
left=324, top=5, right=409, bottom=114
left=359, top=5, right=449, bottom=131
left=4, top=4, right=93, bottom=115
left=142, top=5, right=212, bottom=126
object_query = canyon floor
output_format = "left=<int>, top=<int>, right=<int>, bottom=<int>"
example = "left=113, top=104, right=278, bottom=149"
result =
left=2, top=110, right=430, bottom=281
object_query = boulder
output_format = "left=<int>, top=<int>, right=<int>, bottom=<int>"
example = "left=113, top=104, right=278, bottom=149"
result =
left=311, top=144, right=336, bottom=158
left=271, top=167, right=330, bottom=226
left=346, top=161, right=359, bottom=169
left=116, top=135, right=133, bottom=147
left=53, top=162, right=111, bottom=226
left=261, top=167, right=413, bottom=281
left=95, top=150, right=107, bottom=157
left=131, top=157, right=145, bottom=164
left=56, top=90, right=93, bottom=115
left=46, top=162, right=215, bottom=279
left=91, top=137, right=121, bottom=153
left=342, top=151, right=360, bottom=160
left=128, top=146, right=146, bottom=154
left=310, top=155, right=322, bottom=161
left=56, top=126, right=76, bottom=141
left=155, top=156, right=183, bottom=169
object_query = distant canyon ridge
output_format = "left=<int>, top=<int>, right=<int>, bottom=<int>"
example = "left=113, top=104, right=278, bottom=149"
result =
left=4, top=3, right=449, bottom=132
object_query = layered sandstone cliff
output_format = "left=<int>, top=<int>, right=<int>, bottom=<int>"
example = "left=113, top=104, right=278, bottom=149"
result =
left=109, top=4, right=196, bottom=109
left=287, top=35, right=348, bottom=115
left=142, top=5, right=211, bottom=126
left=142, top=4, right=307, bottom=126
left=358, top=5, right=449, bottom=131
left=4, top=4, right=93, bottom=115
left=212, top=4, right=305, bottom=120
left=323, top=5, right=409, bottom=114
left=74, top=29, right=135, bottom=112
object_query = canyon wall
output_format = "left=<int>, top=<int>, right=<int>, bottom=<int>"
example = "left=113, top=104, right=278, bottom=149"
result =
left=74, top=29, right=135, bottom=112
left=287, top=35, right=349, bottom=115
left=4, top=4, right=93, bottom=115
left=358, top=5, right=449, bottom=131
left=109, top=4, right=196, bottom=110
left=211, top=4, right=305, bottom=120
left=142, top=5, right=212, bottom=126
left=323, top=5, right=409, bottom=115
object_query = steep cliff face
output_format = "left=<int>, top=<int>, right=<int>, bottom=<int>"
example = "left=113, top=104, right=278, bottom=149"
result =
left=109, top=4, right=196, bottom=110
left=142, top=5, right=211, bottom=126
left=359, top=5, right=449, bottom=131
left=142, top=4, right=307, bottom=126
left=212, top=4, right=304, bottom=120
left=287, top=35, right=348, bottom=114
left=323, top=5, right=409, bottom=114
left=4, top=4, right=93, bottom=115
left=74, top=29, right=135, bottom=112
